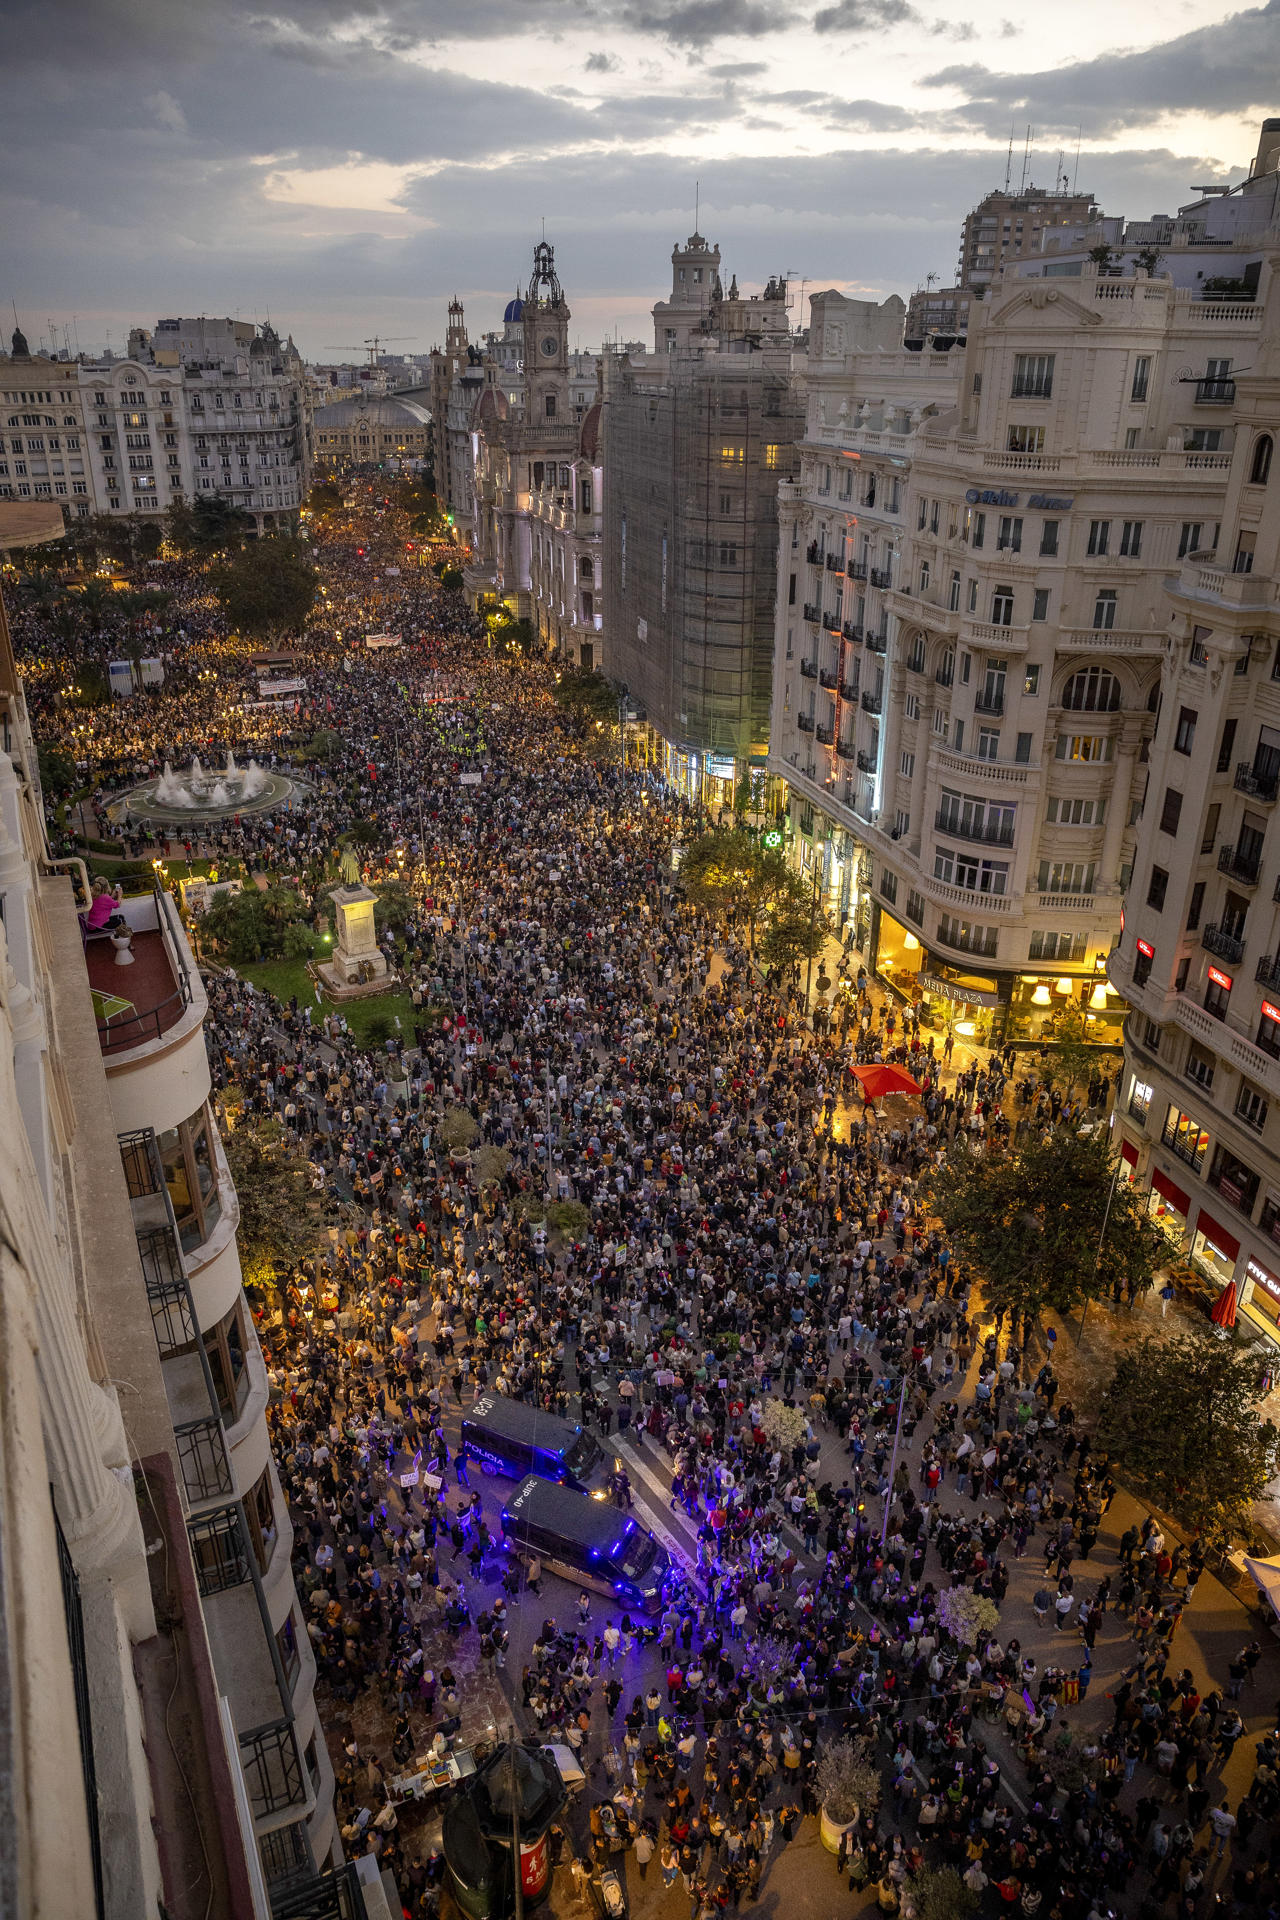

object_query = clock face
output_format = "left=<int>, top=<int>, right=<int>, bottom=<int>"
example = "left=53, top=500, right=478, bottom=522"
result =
left=540, top=336, right=558, bottom=357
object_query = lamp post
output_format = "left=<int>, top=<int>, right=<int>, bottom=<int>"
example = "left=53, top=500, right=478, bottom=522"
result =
left=879, top=1369, right=909, bottom=1553
left=804, top=839, right=823, bottom=1011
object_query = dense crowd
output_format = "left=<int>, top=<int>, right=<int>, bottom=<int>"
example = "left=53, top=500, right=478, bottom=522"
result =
left=19, top=501, right=1275, bottom=1919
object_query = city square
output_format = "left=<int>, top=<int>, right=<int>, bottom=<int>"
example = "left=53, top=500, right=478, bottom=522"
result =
left=2, top=14, right=1280, bottom=1920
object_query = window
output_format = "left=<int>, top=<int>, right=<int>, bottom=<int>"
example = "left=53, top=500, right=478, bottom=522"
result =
left=1133, top=940, right=1154, bottom=987
left=1024, top=664, right=1041, bottom=695
left=1028, top=930, right=1088, bottom=962
left=158, top=1107, right=223, bottom=1253
left=246, top=1465, right=278, bottom=1573
left=720, top=445, right=744, bottom=465
left=1146, top=866, right=1168, bottom=911
left=1055, top=733, right=1112, bottom=764
left=1011, top=353, right=1054, bottom=398
left=1175, top=955, right=1190, bottom=993
left=997, top=515, right=1023, bottom=552
left=1236, top=1084, right=1269, bottom=1133
left=1131, top=356, right=1151, bottom=402
left=1119, top=520, right=1143, bottom=557
left=976, top=727, right=1000, bottom=761
left=1158, top=787, right=1183, bottom=835
left=969, top=510, right=985, bottom=549
left=719, top=541, right=738, bottom=567
left=1258, top=1000, right=1280, bottom=1058
left=1013, top=733, right=1032, bottom=763
left=1208, top=1142, right=1260, bottom=1216
left=1234, top=532, right=1256, bottom=575
left=1204, top=966, right=1232, bottom=1020
left=1006, top=425, right=1044, bottom=454
left=1185, top=428, right=1223, bottom=452
left=1129, top=1076, right=1153, bottom=1120
left=1143, top=1018, right=1162, bottom=1053
left=904, top=693, right=921, bottom=720
left=1186, top=881, right=1205, bottom=931
left=906, top=888, right=925, bottom=924
left=1039, top=520, right=1058, bottom=557
left=879, top=871, right=898, bottom=905
left=1179, top=521, right=1203, bottom=559
left=1186, top=1044, right=1217, bottom=1091
left=1062, top=667, right=1120, bottom=712
left=1037, top=859, right=1095, bottom=895
left=900, top=751, right=915, bottom=778
left=203, top=1299, right=249, bottom=1422
left=1092, top=590, right=1117, bottom=631
left=991, top=585, right=1014, bottom=626
left=1087, top=519, right=1110, bottom=557
left=1216, top=716, right=1237, bottom=773
left=893, top=809, right=911, bottom=837
left=907, top=633, right=926, bottom=672
left=1162, top=1104, right=1209, bottom=1171
left=948, top=570, right=961, bottom=612
left=937, top=914, right=998, bottom=958
left=1250, top=435, right=1273, bottom=486
left=1162, top=709, right=1200, bottom=763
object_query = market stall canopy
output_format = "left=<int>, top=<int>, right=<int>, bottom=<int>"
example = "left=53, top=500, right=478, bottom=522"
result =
left=1243, top=1553, right=1280, bottom=1622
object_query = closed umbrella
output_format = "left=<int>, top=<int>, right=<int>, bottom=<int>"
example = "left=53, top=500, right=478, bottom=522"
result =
left=1210, top=1280, right=1238, bottom=1329
left=851, top=1062, right=923, bottom=1101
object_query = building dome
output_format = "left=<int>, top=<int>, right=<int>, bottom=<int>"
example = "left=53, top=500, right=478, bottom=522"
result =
left=503, top=295, right=524, bottom=324
left=312, top=392, right=431, bottom=432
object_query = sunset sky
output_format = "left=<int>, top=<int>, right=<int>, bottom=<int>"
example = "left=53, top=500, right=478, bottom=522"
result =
left=2, top=0, right=1275, bottom=359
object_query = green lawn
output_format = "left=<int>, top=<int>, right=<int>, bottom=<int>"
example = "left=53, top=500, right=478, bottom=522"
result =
left=236, top=933, right=418, bottom=1050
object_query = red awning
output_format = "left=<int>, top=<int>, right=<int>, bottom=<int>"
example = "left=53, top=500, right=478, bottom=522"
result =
left=1151, top=1168, right=1190, bottom=1214
left=1120, top=1140, right=1138, bottom=1167
left=1196, top=1208, right=1241, bottom=1263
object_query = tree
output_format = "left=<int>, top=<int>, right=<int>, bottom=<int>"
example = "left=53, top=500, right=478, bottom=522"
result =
left=814, top=1738, right=880, bottom=1823
left=553, top=669, right=618, bottom=724
left=933, top=1128, right=1163, bottom=1338
left=935, top=1586, right=1000, bottom=1648
left=37, top=740, right=77, bottom=799
left=307, top=480, right=343, bottom=515
left=902, top=1866, right=979, bottom=1920
left=438, top=566, right=463, bottom=592
left=307, top=727, right=342, bottom=763
left=1042, top=1008, right=1095, bottom=1106
left=1088, top=242, right=1117, bottom=272
left=437, top=1108, right=479, bottom=1154
left=221, top=1116, right=322, bottom=1292
left=758, top=885, right=833, bottom=972
left=200, top=884, right=313, bottom=964
left=166, top=492, right=254, bottom=555
left=678, top=829, right=794, bottom=953
left=1097, top=1324, right=1280, bottom=1541
left=211, top=535, right=318, bottom=639
left=1134, top=246, right=1163, bottom=277
left=372, top=876, right=416, bottom=935
left=761, top=1399, right=808, bottom=1452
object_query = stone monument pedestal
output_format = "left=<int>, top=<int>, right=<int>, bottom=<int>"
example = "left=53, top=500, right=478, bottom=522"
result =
left=315, top=884, right=395, bottom=1001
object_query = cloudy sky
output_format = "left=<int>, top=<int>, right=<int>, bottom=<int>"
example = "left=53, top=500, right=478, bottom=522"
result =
left=1, top=0, right=1275, bottom=362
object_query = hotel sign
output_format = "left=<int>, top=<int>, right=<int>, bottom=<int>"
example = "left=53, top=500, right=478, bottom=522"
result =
left=965, top=488, right=1075, bottom=509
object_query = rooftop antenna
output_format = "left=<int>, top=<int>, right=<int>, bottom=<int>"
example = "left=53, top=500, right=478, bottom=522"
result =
left=695, top=179, right=700, bottom=233
left=1020, top=124, right=1032, bottom=194
left=1056, top=149, right=1064, bottom=193
left=1003, top=127, right=1014, bottom=193
left=1072, top=128, right=1082, bottom=194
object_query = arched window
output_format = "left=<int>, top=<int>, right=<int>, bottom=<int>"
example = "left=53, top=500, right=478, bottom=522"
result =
left=1062, top=667, right=1121, bottom=712
left=580, top=555, right=594, bottom=582
left=1250, top=433, right=1273, bottom=487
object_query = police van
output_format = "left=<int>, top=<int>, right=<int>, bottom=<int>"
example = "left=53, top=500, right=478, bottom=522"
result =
left=500, top=1476, right=670, bottom=1612
left=461, top=1393, right=605, bottom=1491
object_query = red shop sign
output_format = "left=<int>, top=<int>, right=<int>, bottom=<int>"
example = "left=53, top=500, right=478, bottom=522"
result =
left=1264, top=999, right=1280, bottom=1025
left=1207, top=966, right=1233, bottom=991
left=1136, top=939, right=1155, bottom=958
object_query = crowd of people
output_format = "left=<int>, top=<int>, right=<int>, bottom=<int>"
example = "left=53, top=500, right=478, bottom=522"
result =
left=17, top=496, right=1277, bottom=1919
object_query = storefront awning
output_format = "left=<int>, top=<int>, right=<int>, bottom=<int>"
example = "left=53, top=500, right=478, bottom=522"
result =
left=1196, top=1208, right=1240, bottom=1263
left=1151, top=1168, right=1190, bottom=1214
left=1120, top=1140, right=1138, bottom=1167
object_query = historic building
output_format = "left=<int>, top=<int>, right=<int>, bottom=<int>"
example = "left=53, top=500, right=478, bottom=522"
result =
left=0, top=327, right=93, bottom=515
left=602, top=235, right=803, bottom=802
left=1110, top=140, right=1280, bottom=1337
left=312, top=391, right=431, bottom=472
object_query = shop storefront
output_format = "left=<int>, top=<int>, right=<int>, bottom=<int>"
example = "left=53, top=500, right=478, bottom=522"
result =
left=1242, top=1254, right=1280, bottom=1330
left=872, top=905, right=925, bottom=1000
left=1118, top=1138, right=1139, bottom=1185
left=1006, top=968, right=1125, bottom=1046
left=915, top=964, right=1003, bottom=1045
left=1189, top=1206, right=1241, bottom=1288
left=1147, top=1167, right=1191, bottom=1247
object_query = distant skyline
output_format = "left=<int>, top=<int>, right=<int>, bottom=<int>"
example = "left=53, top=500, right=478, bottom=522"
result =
left=1, top=0, right=1274, bottom=361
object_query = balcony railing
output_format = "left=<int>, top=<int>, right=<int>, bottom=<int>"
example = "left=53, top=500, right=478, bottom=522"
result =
left=1194, top=378, right=1236, bottom=405
left=1235, top=761, right=1279, bottom=802
left=825, top=552, right=843, bottom=572
left=857, top=750, right=878, bottom=773
left=843, top=621, right=863, bottom=642
left=836, top=739, right=857, bottom=762
left=848, top=559, right=868, bottom=581
left=822, top=612, right=841, bottom=632
left=870, top=567, right=892, bottom=589
left=806, top=541, right=822, bottom=563
left=816, top=723, right=834, bottom=746
left=934, top=813, right=1015, bottom=847
left=838, top=678, right=860, bottom=700
left=935, top=668, right=954, bottom=688
left=802, top=603, right=821, bottom=623
left=1257, top=956, right=1280, bottom=989
left=796, top=712, right=815, bottom=733
left=799, top=659, right=818, bottom=679
left=865, top=631, right=887, bottom=655
left=819, top=667, right=839, bottom=690
left=1219, top=845, right=1262, bottom=886
left=1201, top=924, right=1245, bottom=965
left=861, top=689, right=882, bottom=714
left=973, top=691, right=1005, bottom=716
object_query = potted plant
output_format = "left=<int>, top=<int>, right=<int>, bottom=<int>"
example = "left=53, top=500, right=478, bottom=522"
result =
left=815, top=1736, right=880, bottom=1852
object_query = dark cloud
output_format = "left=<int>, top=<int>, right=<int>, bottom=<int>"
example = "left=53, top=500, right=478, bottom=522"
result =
left=615, top=0, right=795, bottom=42
left=928, top=0, right=1280, bottom=135
left=706, top=60, right=769, bottom=75
left=769, top=90, right=925, bottom=130
left=812, top=0, right=918, bottom=34
left=584, top=50, right=618, bottom=70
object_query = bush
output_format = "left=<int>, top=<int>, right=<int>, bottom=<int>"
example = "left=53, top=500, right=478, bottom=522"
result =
left=439, top=567, right=464, bottom=592
left=281, top=921, right=316, bottom=960
left=77, top=835, right=127, bottom=856
left=437, top=1108, right=479, bottom=1153
left=472, top=1145, right=510, bottom=1188
left=935, top=1586, right=1000, bottom=1648
left=761, top=1399, right=808, bottom=1452
left=547, top=1199, right=590, bottom=1241
left=362, top=1011, right=395, bottom=1048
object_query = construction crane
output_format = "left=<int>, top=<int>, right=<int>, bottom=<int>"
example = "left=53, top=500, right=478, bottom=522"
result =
left=331, top=335, right=418, bottom=367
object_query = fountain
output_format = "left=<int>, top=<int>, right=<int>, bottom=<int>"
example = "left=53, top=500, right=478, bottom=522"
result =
left=112, top=751, right=310, bottom=826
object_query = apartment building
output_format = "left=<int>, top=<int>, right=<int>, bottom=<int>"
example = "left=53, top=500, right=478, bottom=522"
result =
left=770, top=256, right=1255, bottom=1046
left=958, top=184, right=1100, bottom=291
left=1110, top=241, right=1280, bottom=1340
left=529, top=396, right=605, bottom=668
left=0, top=326, right=94, bottom=514
left=0, top=501, right=265, bottom=1920
left=74, top=319, right=313, bottom=531
left=602, top=235, right=803, bottom=802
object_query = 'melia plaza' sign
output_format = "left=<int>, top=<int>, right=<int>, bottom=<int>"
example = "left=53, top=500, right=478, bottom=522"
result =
left=965, top=488, right=1075, bottom=510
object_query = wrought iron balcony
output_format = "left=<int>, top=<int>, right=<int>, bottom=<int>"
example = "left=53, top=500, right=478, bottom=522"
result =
left=843, top=621, right=863, bottom=642
left=857, top=750, right=878, bottom=773
left=1194, top=378, right=1236, bottom=405
left=1201, top=924, right=1245, bottom=965
left=802, top=603, right=821, bottom=623
left=870, top=567, right=892, bottom=589
left=825, top=552, right=843, bottom=572
left=1235, top=761, right=1279, bottom=802
left=865, top=631, right=888, bottom=655
left=973, top=691, right=1005, bottom=716
left=819, top=667, right=839, bottom=690
left=806, top=541, right=822, bottom=563
left=816, top=723, right=834, bottom=746
left=1257, top=955, right=1280, bottom=988
left=836, top=739, right=857, bottom=762
left=796, top=712, right=815, bottom=732
left=822, top=612, right=841, bottom=632
left=799, top=658, right=818, bottom=679
left=935, top=668, right=954, bottom=688
left=1218, top=845, right=1261, bottom=886
left=838, top=678, right=860, bottom=701
left=861, top=689, right=882, bottom=714
left=848, top=559, right=868, bottom=581
left=935, top=812, right=1015, bottom=847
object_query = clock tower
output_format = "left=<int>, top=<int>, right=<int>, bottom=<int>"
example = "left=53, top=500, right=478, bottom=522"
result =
left=522, top=239, right=571, bottom=427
